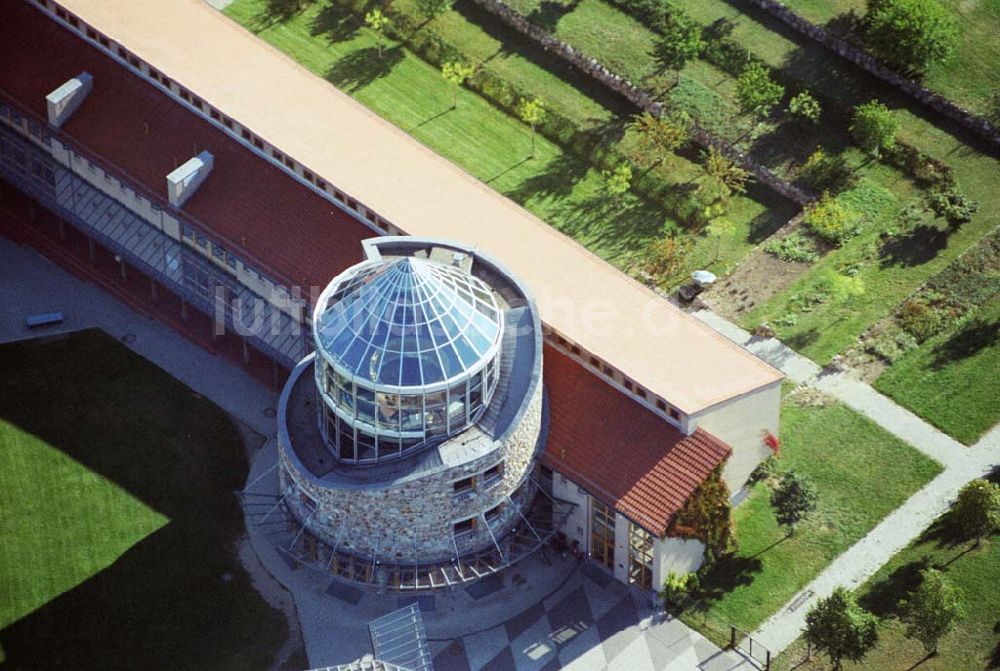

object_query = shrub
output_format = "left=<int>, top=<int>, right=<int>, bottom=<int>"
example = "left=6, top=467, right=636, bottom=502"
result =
left=788, top=91, right=821, bottom=123
left=896, top=299, right=941, bottom=342
left=748, top=456, right=780, bottom=485
left=765, top=231, right=821, bottom=263
left=851, top=101, right=900, bottom=158
left=952, top=479, right=1000, bottom=544
left=805, top=193, right=862, bottom=245
left=865, top=324, right=918, bottom=362
left=661, top=571, right=700, bottom=611
left=927, top=187, right=979, bottom=226
left=800, top=147, right=855, bottom=193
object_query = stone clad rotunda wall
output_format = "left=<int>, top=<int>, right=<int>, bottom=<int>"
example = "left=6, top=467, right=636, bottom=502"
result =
left=276, top=237, right=546, bottom=585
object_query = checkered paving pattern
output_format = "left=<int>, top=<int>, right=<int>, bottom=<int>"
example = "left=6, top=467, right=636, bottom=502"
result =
left=428, top=570, right=750, bottom=671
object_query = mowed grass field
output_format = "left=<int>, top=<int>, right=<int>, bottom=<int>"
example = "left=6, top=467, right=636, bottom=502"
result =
left=0, top=330, right=285, bottom=669
left=876, top=294, right=1000, bottom=444
left=775, top=482, right=1000, bottom=671
left=680, top=388, right=942, bottom=645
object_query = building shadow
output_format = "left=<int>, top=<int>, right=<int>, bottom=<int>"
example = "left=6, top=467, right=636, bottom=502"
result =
left=0, top=330, right=286, bottom=669
left=247, top=0, right=311, bottom=32
left=325, top=46, right=406, bottom=93
left=525, top=0, right=581, bottom=33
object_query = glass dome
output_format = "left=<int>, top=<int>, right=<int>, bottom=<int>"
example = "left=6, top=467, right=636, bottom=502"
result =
left=316, top=257, right=502, bottom=387
left=313, top=256, right=505, bottom=464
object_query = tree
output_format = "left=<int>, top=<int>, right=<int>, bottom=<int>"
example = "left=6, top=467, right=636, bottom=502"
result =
left=629, top=112, right=689, bottom=167
left=654, top=12, right=703, bottom=85
left=851, top=101, right=900, bottom=158
left=706, top=217, right=735, bottom=261
left=804, top=587, right=879, bottom=670
left=365, top=9, right=390, bottom=59
left=415, top=0, right=452, bottom=20
left=736, top=62, right=785, bottom=120
left=441, top=61, right=475, bottom=109
left=644, top=234, right=689, bottom=283
left=788, top=91, right=822, bottom=124
left=864, top=0, right=958, bottom=73
left=952, top=478, right=1000, bottom=546
left=770, top=471, right=818, bottom=535
left=517, top=97, right=546, bottom=158
left=701, top=147, right=751, bottom=200
left=900, top=568, right=964, bottom=655
left=602, top=162, right=633, bottom=199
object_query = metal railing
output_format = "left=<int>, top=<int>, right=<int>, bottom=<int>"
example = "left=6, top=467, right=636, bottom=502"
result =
left=730, top=625, right=772, bottom=670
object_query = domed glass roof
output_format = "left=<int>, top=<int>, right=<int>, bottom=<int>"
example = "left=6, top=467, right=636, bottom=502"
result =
left=316, top=257, right=503, bottom=387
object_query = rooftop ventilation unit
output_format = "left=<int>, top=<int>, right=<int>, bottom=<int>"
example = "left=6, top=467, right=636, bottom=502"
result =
left=46, top=72, right=93, bottom=128
left=167, top=151, right=214, bottom=208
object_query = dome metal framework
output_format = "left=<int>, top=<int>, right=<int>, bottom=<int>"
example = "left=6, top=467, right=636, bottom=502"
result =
left=313, top=256, right=505, bottom=464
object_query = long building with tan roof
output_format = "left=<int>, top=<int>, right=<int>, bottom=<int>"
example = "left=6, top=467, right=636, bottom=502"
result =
left=0, top=0, right=781, bottom=594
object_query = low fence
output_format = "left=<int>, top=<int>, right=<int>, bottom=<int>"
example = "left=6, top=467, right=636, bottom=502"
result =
left=744, top=0, right=1000, bottom=150
left=468, top=0, right=814, bottom=205
left=730, top=625, right=772, bottom=670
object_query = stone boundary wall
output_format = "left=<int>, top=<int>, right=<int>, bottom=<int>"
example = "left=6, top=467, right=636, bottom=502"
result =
left=743, top=0, right=1000, bottom=149
left=468, top=0, right=814, bottom=206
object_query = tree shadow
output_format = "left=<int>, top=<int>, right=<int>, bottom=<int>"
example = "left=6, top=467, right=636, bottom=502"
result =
left=879, top=224, right=952, bottom=268
left=989, top=620, right=1000, bottom=669
left=0, top=330, right=286, bottom=668
left=785, top=328, right=821, bottom=351
left=504, top=150, right=591, bottom=203
left=247, top=0, right=311, bottom=31
left=859, top=557, right=930, bottom=617
left=311, top=1, right=363, bottom=42
left=525, top=0, right=580, bottom=33
left=325, top=46, right=405, bottom=93
left=930, top=318, right=1000, bottom=369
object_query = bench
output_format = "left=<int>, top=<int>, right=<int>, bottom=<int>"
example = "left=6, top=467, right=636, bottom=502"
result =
left=24, top=311, right=64, bottom=328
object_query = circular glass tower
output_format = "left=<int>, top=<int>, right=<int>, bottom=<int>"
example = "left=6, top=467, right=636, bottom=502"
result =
left=313, top=256, right=505, bottom=464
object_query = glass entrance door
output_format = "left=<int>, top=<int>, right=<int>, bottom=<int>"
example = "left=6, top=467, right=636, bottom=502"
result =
left=590, top=499, right=615, bottom=571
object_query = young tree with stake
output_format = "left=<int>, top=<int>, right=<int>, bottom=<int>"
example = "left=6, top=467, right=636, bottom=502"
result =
left=441, top=61, right=474, bottom=109
left=365, top=9, right=389, bottom=59
left=517, top=97, right=546, bottom=158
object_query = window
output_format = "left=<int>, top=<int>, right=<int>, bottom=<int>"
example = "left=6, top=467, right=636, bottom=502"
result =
left=334, top=191, right=347, bottom=204
left=212, top=243, right=225, bottom=261
left=589, top=355, right=599, bottom=367
left=223, top=118, right=233, bottom=130
left=656, top=399, right=667, bottom=412
left=210, top=109, right=221, bottom=121
left=271, top=148, right=283, bottom=161
left=453, top=517, right=476, bottom=535
left=482, top=463, right=503, bottom=485
left=669, top=408, right=681, bottom=421
left=195, top=233, right=207, bottom=248
left=225, top=251, right=237, bottom=269
left=117, top=46, right=127, bottom=59
left=182, top=224, right=194, bottom=240
left=484, top=504, right=503, bottom=523
left=628, top=523, right=655, bottom=591
left=56, top=6, right=66, bottom=19
left=86, top=27, right=96, bottom=39
left=315, top=178, right=325, bottom=190
left=365, top=210, right=377, bottom=223
left=241, top=129, right=251, bottom=141
left=571, top=345, right=581, bottom=355
left=347, top=198, right=357, bottom=210
left=602, top=364, right=613, bottom=377
left=453, top=476, right=475, bottom=495
left=284, top=156, right=295, bottom=169
left=636, top=387, right=647, bottom=399
left=180, top=89, right=190, bottom=102
left=98, top=36, right=109, bottom=48
left=303, top=169, right=313, bottom=182
left=129, top=56, right=140, bottom=68
left=253, top=137, right=264, bottom=150
left=624, top=379, right=634, bottom=392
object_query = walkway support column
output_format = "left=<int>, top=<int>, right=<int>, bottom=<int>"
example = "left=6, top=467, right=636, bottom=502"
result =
left=180, top=298, right=188, bottom=322
left=150, top=279, right=158, bottom=303
left=242, top=338, right=250, bottom=367
left=87, top=236, right=95, bottom=266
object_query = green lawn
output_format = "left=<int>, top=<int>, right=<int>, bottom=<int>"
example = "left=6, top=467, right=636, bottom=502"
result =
left=775, top=493, right=1000, bottom=670
left=680, top=390, right=942, bottom=645
left=0, top=330, right=286, bottom=669
left=875, top=294, right=1000, bottom=444
left=226, top=0, right=792, bottom=283
left=779, top=0, right=1000, bottom=118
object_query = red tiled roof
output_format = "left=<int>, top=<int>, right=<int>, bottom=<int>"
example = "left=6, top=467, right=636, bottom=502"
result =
left=542, top=345, right=732, bottom=536
left=0, top=3, right=371, bottom=290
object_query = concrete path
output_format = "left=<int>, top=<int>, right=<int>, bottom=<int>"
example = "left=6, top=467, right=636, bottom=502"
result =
left=691, top=308, right=1000, bottom=656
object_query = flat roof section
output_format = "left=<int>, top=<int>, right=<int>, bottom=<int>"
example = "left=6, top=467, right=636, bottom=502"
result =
left=48, top=0, right=782, bottom=413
